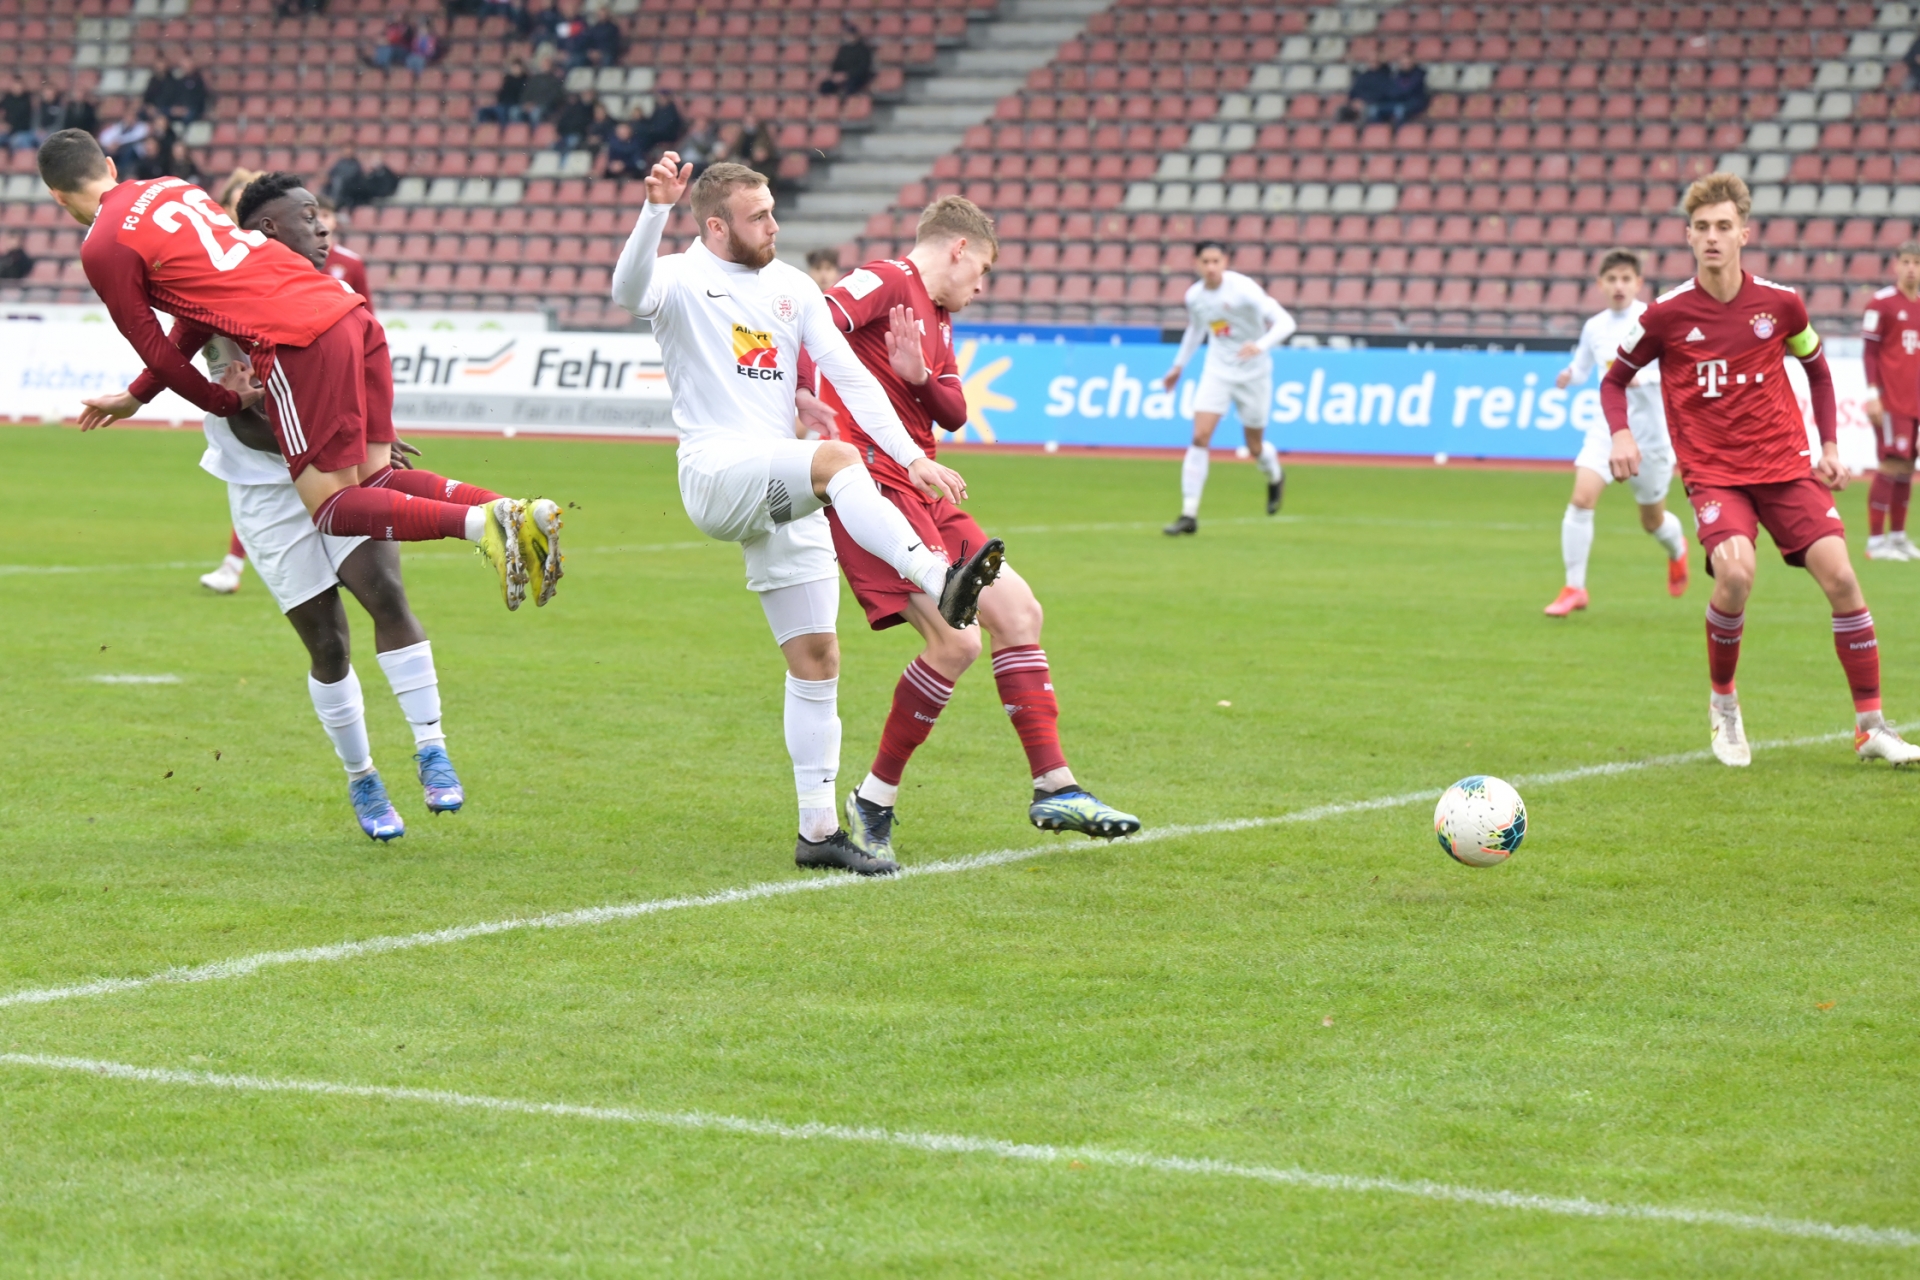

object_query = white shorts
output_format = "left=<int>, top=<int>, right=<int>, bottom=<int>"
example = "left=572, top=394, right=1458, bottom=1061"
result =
left=1574, top=420, right=1675, bottom=506
left=1194, top=359, right=1273, bottom=429
left=228, top=480, right=368, bottom=613
left=677, top=436, right=837, bottom=593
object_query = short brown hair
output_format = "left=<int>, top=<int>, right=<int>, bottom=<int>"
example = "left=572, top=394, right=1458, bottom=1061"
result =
left=1596, top=246, right=1643, bottom=278
left=806, top=247, right=839, bottom=270
left=1683, top=172, right=1752, bottom=220
left=689, top=162, right=768, bottom=226
left=1898, top=240, right=1920, bottom=260
left=915, top=195, right=998, bottom=257
left=36, top=128, right=108, bottom=193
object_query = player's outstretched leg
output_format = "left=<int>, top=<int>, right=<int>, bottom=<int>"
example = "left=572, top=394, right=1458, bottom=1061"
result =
left=201, top=528, right=247, bottom=594
left=1546, top=468, right=1602, bottom=616
left=818, top=451, right=999, bottom=628
left=1800, top=536, right=1920, bottom=763
left=365, top=467, right=564, bottom=607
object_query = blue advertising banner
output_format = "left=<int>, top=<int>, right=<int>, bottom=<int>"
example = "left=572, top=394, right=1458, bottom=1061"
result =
left=947, top=339, right=1597, bottom=460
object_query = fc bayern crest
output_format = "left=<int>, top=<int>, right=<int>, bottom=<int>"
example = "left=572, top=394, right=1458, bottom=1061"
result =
left=772, top=295, right=798, bottom=322
left=1699, top=501, right=1722, bottom=525
left=1751, top=313, right=1776, bottom=340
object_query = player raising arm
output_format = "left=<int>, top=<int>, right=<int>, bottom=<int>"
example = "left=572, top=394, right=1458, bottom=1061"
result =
left=805, top=197, right=1139, bottom=861
left=1858, top=241, right=1920, bottom=560
left=1602, top=172, right=1920, bottom=767
left=611, top=156, right=1006, bottom=876
left=38, top=130, right=561, bottom=611
left=1159, top=241, right=1295, bottom=535
left=1543, top=247, right=1690, bottom=616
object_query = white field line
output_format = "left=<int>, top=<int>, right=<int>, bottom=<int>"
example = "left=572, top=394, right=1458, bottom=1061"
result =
left=2, top=1052, right=1911, bottom=1250
left=86, top=674, right=182, bottom=685
left=0, top=730, right=1851, bottom=1014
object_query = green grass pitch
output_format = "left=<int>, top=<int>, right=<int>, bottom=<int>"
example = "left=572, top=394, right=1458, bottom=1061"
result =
left=2, top=423, right=1918, bottom=1277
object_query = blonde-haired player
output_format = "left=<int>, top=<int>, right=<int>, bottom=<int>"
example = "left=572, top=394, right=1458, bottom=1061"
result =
left=1544, top=247, right=1690, bottom=615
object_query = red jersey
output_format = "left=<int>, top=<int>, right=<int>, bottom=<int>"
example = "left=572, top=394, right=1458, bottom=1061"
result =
left=1861, top=284, right=1920, bottom=418
left=1611, top=272, right=1819, bottom=487
left=326, top=243, right=374, bottom=311
left=82, top=176, right=366, bottom=416
left=817, top=257, right=968, bottom=495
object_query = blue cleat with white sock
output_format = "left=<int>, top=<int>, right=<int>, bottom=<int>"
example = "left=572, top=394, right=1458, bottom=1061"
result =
left=415, top=744, right=465, bottom=813
left=349, top=772, right=406, bottom=841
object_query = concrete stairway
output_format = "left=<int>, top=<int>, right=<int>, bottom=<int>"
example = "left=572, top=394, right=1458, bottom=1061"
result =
left=776, top=0, right=1110, bottom=262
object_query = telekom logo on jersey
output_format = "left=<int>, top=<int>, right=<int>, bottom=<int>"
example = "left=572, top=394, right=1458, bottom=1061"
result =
left=1694, top=359, right=1766, bottom=398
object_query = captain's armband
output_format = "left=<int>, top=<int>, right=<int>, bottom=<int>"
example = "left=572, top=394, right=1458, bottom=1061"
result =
left=1785, top=324, right=1821, bottom=358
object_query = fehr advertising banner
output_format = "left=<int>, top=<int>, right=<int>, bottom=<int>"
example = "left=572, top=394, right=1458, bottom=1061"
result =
left=0, top=321, right=1875, bottom=471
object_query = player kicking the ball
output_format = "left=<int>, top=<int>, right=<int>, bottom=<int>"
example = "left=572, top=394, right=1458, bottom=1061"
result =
left=805, top=196, right=1140, bottom=859
left=1602, top=172, right=1920, bottom=767
left=38, top=130, right=562, bottom=611
left=612, top=158, right=1005, bottom=876
left=1160, top=240, right=1295, bottom=535
left=1544, top=247, right=1691, bottom=615
left=77, top=173, right=518, bottom=839
left=1859, top=241, right=1920, bottom=561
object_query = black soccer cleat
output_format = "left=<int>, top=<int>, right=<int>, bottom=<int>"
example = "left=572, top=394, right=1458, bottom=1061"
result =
left=937, top=537, right=1004, bottom=629
left=1267, top=473, right=1284, bottom=516
left=795, top=829, right=899, bottom=876
left=1163, top=515, right=1198, bottom=536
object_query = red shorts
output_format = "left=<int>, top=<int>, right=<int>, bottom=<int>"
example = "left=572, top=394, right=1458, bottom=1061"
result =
left=825, top=484, right=989, bottom=630
left=1686, top=477, right=1846, bottom=570
left=1875, top=411, right=1917, bottom=463
left=259, top=306, right=394, bottom=477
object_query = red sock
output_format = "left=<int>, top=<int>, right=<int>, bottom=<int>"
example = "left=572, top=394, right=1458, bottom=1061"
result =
left=1869, top=472, right=1893, bottom=536
left=364, top=465, right=503, bottom=506
left=227, top=527, right=246, bottom=560
left=870, top=658, right=954, bottom=786
left=1892, top=476, right=1911, bottom=534
left=313, top=486, right=470, bottom=541
left=1705, top=605, right=1743, bottom=695
left=1833, top=609, right=1881, bottom=712
left=992, top=644, right=1068, bottom=780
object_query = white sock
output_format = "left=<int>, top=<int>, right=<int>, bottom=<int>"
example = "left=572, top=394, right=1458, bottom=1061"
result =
left=1034, top=765, right=1077, bottom=793
left=1562, top=505, right=1595, bottom=589
left=1711, top=689, right=1740, bottom=712
left=463, top=503, right=489, bottom=544
left=1857, top=708, right=1887, bottom=732
left=376, top=640, right=444, bottom=748
left=1257, top=439, right=1283, bottom=484
left=1180, top=446, right=1210, bottom=518
left=308, top=668, right=374, bottom=777
left=1651, top=510, right=1687, bottom=561
left=221, top=553, right=246, bottom=575
left=857, top=772, right=900, bottom=806
left=786, top=673, right=841, bottom=840
left=825, top=464, right=947, bottom=597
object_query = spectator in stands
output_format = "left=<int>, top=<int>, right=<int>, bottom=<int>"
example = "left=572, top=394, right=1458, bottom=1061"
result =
left=169, top=141, right=209, bottom=187
left=478, top=0, right=528, bottom=33
left=141, top=59, right=175, bottom=116
left=165, top=60, right=210, bottom=123
left=370, top=14, right=415, bottom=70
left=579, top=2, right=623, bottom=68
left=806, top=247, right=840, bottom=291
left=276, top=0, right=327, bottom=15
left=1379, top=58, right=1429, bottom=125
left=479, top=57, right=530, bottom=123
left=29, top=85, right=66, bottom=147
left=585, top=98, right=614, bottom=150
left=525, top=0, right=564, bottom=51
left=818, top=20, right=875, bottom=98
left=1337, top=62, right=1391, bottom=123
left=99, top=106, right=150, bottom=156
left=124, top=121, right=177, bottom=181
left=551, top=89, right=595, bottom=151
left=601, top=118, right=645, bottom=180
left=59, top=87, right=101, bottom=137
left=635, top=89, right=683, bottom=155
left=678, top=116, right=722, bottom=173
left=0, top=240, right=31, bottom=281
left=3, top=77, right=36, bottom=150
left=738, top=115, right=780, bottom=184
left=1905, top=30, right=1920, bottom=91
left=405, top=20, right=443, bottom=72
left=521, top=51, right=565, bottom=123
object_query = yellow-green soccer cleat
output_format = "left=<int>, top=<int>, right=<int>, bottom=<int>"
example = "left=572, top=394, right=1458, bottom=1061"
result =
left=1028, top=787, right=1140, bottom=839
left=477, top=498, right=529, bottom=611
left=522, top=497, right=564, bottom=606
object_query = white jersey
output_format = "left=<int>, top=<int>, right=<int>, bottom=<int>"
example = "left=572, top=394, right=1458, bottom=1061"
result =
left=194, top=333, right=288, bottom=486
left=1567, top=303, right=1666, bottom=440
left=1173, top=269, right=1297, bottom=375
left=610, top=202, right=923, bottom=468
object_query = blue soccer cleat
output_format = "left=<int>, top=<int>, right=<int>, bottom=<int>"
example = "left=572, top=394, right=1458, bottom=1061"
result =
left=415, top=744, right=465, bottom=813
left=349, top=771, right=406, bottom=842
left=1028, top=787, right=1140, bottom=839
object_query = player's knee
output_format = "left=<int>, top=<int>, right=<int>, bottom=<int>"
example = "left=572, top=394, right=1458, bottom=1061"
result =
left=307, top=628, right=351, bottom=680
left=929, top=623, right=982, bottom=671
left=813, top=440, right=859, bottom=475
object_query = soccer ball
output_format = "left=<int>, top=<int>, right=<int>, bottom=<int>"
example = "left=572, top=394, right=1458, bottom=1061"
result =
left=1433, top=775, right=1526, bottom=867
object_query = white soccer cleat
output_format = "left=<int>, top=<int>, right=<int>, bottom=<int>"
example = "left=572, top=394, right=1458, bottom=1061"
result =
left=1855, top=722, right=1920, bottom=765
left=1865, top=534, right=1912, bottom=561
left=199, top=553, right=244, bottom=594
left=1891, top=532, right=1919, bottom=561
left=1709, top=694, right=1751, bottom=767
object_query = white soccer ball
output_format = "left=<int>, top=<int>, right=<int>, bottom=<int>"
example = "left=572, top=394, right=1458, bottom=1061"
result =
left=1433, top=775, right=1526, bottom=867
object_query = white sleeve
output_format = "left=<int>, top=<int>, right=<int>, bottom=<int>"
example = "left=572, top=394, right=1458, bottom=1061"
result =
left=611, top=202, right=673, bottom=317
left=1172, top=316, right=1205, bottom=369
left=1253, top=289, right=1296, bottom=350
left=801, top=292, right=927, bottom=470
left=1566, top=324, right=1597, bottom=383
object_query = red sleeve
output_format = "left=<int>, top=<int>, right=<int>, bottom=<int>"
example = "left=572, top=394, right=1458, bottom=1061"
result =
left=127, top=316, right=215, bottom=403
left=346, top=256, right=374, bottom=313
left=913, top=347, right=967, bottom=432
left=1799, top=345, right=1838, bottom=446
left=84, top=234, right=241, bottom=415
left=1862, top=304, right=1884, bottom=392
left=1602, top=311, right=1662, bottom=435
left=796, top=349, right=816, bottom=394
left=823, top=262, right=906, bottom=333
